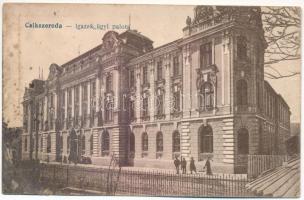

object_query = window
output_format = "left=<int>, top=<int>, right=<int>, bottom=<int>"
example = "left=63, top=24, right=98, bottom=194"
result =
left=90, top=134, right=93, bottom=155
left=40, top=136, right=43, bottom=152
left=200, top=42, right=212, bottom=69
left=156, top=132, right=163, bottom=152
left=236, top=79, right=248, bottom=106
left=24, top=137, right=28, bottom=152
left=173, top=56, right=179, bottom=76
left=105, top=96, right=114, bottom=122
left=156, top=93, right=164, bottom=116
left=238, top=128, right=249, bottom=155
left=172, top=131, right=180, bottom=153
left=199, top=82, right=214, bottom=110
left=130, top=69, right=135, bottom=88
left=106, top=74, right=113, bottom=92
left=81, top=135, right=85, bottom=155
left=142, top=132, right=148, bottom=157
left=129, top=100, right=135, bottom=121
left=237, top=36, right=247, bottom=60
left=130, top=132, right=135, bottom=152
left=47, top=134, right=51, bottom=153
left=156, top=132, right=163, bottom=159
left=173, top=91, right=180, bottom=112
left=142, top=97, right=149, bottom=118
left=91, top=81, right=96, bottom=98
left=199, top=125, right=213, bottom=153
left=101, top=131, right=110, bottom=156
left=143, top=65, right=148, bottom=85
left=157, top=61, right=163, bottom=80
left=59, top=135, right=63, bottom=154
left=67, top=135, right=70, bottom=154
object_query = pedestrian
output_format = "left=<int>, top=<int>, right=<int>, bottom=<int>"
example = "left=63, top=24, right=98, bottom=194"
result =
left=203, top=157, right=213, bottom=175
left=190, top=157, right=196, bottom=174
left=181, top=157, right=187, bottom=174
left=174, top=156, right=181, bottom=174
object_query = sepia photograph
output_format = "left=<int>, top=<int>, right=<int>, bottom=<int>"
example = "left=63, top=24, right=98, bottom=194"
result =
left=2, top=2, right=301, bottom=198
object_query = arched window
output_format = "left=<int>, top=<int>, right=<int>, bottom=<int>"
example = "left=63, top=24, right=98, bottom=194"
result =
left=172, top=131, right=180, bottom=153
left=199, top=82, right=214, bottom=110
left=90, top=134, right=93, bottom=155
left=40, top=135, right=43, bottom=152
left=238, top=128, right=249, bottom=155
left=142, top=132, right=148, bottom=157
left=24, top=137, right=28, bottom=152
left=237, top=80, right=248, bottom=106
left=130, top=132, right=135, bottom=152
left=101, top=131, right=110, bottom=156
left=81, top=135, right=86, bottom=155
left=156, top=132, right=163, bottom=159
left=47, top=134, right=51, bottom=153
left=199, top=125, right=213, bottom=154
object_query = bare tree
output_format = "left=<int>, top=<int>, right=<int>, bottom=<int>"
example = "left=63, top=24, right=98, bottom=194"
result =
left=262, top=7, right=301, bottom=79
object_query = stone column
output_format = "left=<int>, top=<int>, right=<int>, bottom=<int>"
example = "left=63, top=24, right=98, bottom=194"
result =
left=149, top=60, right=155, bottom=121
left=44, top=96, right=48, bottom=128
left=95, top=77, right=100, bottom=126
left=64, top=89, right=68, bottom=129
left=79, top=84, right=82, bottom=117
left=71, top=87, right=75, bottom=127
left=87, top=81, right=91, bottom=116
left=181, top=121, right=191, bottom=161
left=164, top=54, right=171, bottom=120
left=182, top=44, right=191, bottom=118
left=135, top=65, right=141, bottom=123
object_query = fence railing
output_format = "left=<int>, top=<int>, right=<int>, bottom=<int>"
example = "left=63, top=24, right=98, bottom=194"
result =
left=39, top=163, right=254, bottom=197
left=247, top=155, right=289, bottom=178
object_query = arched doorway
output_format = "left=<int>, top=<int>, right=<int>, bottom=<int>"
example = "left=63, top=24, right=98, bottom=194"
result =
left=236, top=128, right=249, bottom=174
left=198, top=125, right=213, bottom=161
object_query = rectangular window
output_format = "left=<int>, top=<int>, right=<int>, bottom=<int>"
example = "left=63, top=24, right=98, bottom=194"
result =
left=157, top=61, right=162, bottom=80
left=200, top=42, right=212, bottom=69
left=173, top=56, right=179, bottom=76
left=143, top=65, right=148, bottom=84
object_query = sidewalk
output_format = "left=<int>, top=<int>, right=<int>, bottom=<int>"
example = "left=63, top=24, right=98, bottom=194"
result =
left=41, top=161, right=248, bottom=179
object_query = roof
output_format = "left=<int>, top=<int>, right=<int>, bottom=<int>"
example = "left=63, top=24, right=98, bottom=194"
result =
left=246, top=156, right=300, bottom=197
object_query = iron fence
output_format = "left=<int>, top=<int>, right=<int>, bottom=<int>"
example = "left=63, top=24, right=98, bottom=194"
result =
left=39, top=163, right=254, bottom=197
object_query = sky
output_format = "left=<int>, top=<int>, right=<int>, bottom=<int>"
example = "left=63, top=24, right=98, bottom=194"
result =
left=3, top=3, right=301, bottom=127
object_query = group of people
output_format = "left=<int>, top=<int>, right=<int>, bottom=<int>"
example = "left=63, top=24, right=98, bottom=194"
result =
left=173, top=156, right=212, bottom=175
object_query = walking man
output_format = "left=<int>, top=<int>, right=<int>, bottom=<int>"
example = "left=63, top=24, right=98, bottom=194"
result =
left=181, top=157, right=187, bottom=174
left=190, top=157, right=197, bottom=174
left=174, top=156, right=181, bottom=174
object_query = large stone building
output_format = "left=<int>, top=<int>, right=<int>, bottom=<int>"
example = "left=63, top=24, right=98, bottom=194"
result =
left=21, top=6, right=291, bottom=173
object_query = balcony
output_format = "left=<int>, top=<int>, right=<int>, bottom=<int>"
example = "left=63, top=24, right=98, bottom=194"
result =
left=141, top=82, right=150, bottom=90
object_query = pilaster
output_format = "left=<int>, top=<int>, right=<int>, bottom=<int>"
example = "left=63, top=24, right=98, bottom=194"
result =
left=181, top=121, right=191, bottom=161
left=222, top=118, right=234, bottom=164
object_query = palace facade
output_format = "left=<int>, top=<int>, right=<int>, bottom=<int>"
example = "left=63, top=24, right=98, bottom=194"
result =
left=21, top=6, right=291, bottom=173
